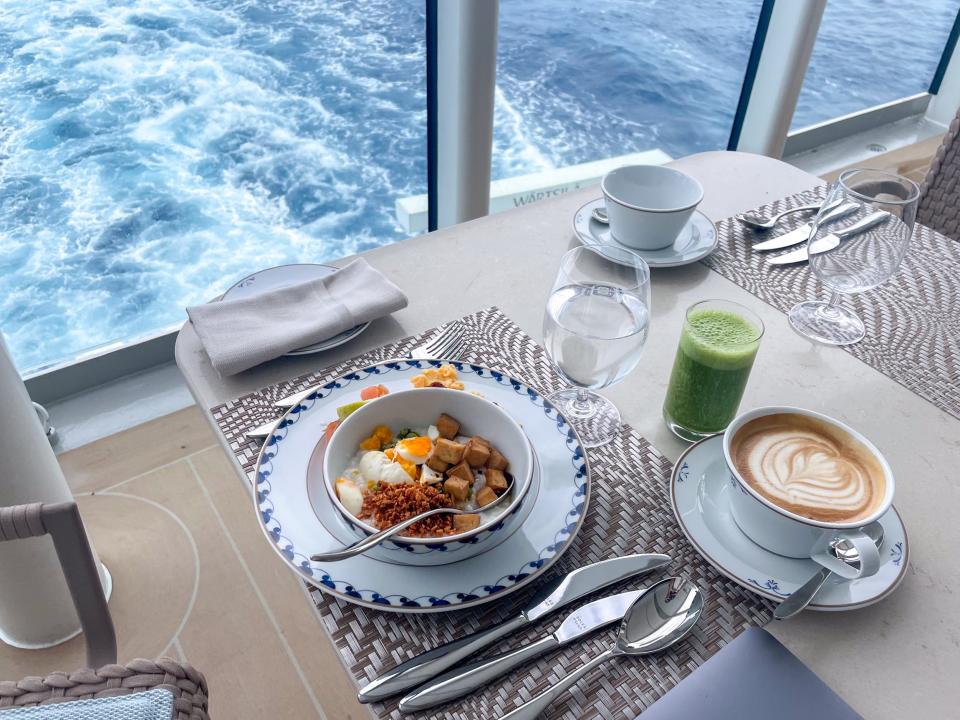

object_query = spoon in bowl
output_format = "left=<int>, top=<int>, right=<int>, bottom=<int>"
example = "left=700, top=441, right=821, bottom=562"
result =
left=310, top=476, right=515, bottom=563
left=500, top=577, right=704, bottom=720
left=773, top=521, right=884, bottom=620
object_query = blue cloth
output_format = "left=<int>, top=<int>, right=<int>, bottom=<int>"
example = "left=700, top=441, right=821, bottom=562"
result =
left=0, top=688, right=173, bottom=720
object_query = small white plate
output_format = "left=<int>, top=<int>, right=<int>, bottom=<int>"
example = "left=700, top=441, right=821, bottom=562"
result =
left=670, top=435, right=908, bottom=610
left=573, top=198, right=718, bottom=268
left=222, top=264, right=370, bottom=355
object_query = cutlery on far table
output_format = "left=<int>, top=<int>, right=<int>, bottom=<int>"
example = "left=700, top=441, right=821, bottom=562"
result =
left=355, top=553, right=672, bottom=703
left=736, top=197, right=839, bottom=232
left=752, top=201, right=859, bottom=252
left=399, top=587, right=652, bottom=711
left=500, top=577, right=704, bottom=720
left=767, top=211, right=891, bottom=266
left=244, top=321, right=466, bottom=438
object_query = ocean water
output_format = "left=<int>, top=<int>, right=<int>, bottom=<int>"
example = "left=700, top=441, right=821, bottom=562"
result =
left=0, top=0, right=955, bottom=371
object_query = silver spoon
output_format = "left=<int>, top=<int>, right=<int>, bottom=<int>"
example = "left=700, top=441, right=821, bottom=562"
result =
left=591, top=206, right=609, bottom=224
left=734, top=202, right=824, bottom=231
left=773, top=522, right=884, bottom=620
left=310, top=476, right=515, bottom=562
left=500, top=577, right=704, bottom=720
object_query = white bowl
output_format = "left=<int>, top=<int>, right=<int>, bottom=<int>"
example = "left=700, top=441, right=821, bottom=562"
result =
left=601, top=165, right=703, bottom=250
left=323, top=387, right=535, bottom=548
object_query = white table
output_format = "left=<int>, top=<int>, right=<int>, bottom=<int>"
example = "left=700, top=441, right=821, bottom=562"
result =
left=176, top=150, right=959, bottom=718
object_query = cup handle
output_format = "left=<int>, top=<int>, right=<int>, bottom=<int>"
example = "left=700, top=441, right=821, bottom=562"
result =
left=810, top=529, right=880, bottom=580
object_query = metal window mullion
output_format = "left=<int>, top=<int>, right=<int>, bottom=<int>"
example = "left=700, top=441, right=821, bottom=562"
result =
left=729, top=0, right=826, bottom=158
left=433, top=0, right=499, bottom=229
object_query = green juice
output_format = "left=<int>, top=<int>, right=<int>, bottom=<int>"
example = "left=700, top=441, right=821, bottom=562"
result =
left=663, top=307, right=760, bottom=439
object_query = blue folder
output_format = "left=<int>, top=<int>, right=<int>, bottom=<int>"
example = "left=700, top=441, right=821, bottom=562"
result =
left=642, top=628, right=863, bottom=719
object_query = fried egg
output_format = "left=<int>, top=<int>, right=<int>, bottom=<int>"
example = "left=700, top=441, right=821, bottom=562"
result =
left=395, top=436, right=433, bottom=465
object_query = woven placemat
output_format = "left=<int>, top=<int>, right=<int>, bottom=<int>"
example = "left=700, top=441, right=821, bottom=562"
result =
left=704, top=186, right=960, bottom=419
left=211, top=307, right=773, bottom=720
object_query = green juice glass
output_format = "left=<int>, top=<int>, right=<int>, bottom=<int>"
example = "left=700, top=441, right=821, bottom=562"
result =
left=663, top=299, right=764, bottom=441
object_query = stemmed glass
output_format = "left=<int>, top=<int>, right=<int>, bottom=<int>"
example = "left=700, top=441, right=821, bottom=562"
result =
left=542, top=245, right=651, bottom=447
left=788, top=168, right=920, bottom=345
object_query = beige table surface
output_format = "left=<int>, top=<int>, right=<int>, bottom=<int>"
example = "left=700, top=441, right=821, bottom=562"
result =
left=176, top=150, right=958, bottom=718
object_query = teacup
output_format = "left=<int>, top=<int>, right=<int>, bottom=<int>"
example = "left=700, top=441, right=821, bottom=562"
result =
left=600, top=165, right=703, bottom=251
left=722, top=406, right=894, bottom=580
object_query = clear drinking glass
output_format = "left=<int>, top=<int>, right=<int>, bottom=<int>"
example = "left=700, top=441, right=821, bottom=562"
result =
left=788, top=169, right=920, bottom=345
left=542, top=245, right=651, bottom=448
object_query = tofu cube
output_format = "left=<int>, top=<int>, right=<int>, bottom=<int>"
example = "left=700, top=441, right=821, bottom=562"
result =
left=443, top=476, right=470, bottom=502
left=433, top=438, right=466, bottom=464
left=486, top=448, right=509, bottom=471
left=484, top=468, right=509, bottom=493
left=436, top=413, right=461, bottom=440
left=425, top=453, right=449, bottom=473
left=453, top=514, right=481, bottom=532
left=446, top=461, right=474, bottom=483
left=475, top=485, right=498, bottom=508
left=463, top=438, right=491, bottom=468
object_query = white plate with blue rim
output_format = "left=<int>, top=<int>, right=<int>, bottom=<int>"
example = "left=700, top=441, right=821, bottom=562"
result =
left=253, top=359, right=590, bottom=612
left=221, top=263, right=370, bottom=355
left=573, top=197, right=718, bottom=268
left=670, top=434, right=908, bottom=610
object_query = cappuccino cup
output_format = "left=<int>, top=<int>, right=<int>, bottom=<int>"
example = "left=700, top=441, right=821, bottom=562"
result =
left=722, top=406, right=894, bottom=580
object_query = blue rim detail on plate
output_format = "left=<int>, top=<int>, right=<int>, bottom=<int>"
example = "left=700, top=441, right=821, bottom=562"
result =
left=253, top=360, right=589, bottom=610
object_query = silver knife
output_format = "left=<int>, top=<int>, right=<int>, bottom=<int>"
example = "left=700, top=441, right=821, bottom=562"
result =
left=768, top=211, right=891, bottom=266
left=752, top=201, right=859, bottom=251
left=398, top=587, right=650, bottom=711
left=355, top=553, right=670, bottom=703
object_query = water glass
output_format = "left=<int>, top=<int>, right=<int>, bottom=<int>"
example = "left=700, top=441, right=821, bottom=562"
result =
left=788, top=168, right=920, bottom=346
left=662, top=299, right=764, bottom=442
left=542, top=246, right=651, bottom=448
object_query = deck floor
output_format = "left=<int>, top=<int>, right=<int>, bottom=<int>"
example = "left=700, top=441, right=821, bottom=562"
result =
left=0, top=407, right=361, bottom=720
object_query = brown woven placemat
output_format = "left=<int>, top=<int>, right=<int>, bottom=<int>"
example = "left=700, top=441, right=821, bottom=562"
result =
left=211, top=307, right=773, bottom=720
left=704, top=186, right=960, bottom=419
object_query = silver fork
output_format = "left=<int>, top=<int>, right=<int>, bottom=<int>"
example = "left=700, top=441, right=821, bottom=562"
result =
left=735, top=196, right=840, bottom=231
left=244, top=322, right=466, bottom=439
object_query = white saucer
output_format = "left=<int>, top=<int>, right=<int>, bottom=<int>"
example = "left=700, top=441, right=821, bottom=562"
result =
left=670, top=435, right=908, bottom=610
left=573, top=198, right=718, bottom=268
left=222, top=264, right=370, bottom=355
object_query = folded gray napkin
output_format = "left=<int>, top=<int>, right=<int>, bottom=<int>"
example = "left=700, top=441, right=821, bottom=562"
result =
left=187, top=259, right=407, bottom=376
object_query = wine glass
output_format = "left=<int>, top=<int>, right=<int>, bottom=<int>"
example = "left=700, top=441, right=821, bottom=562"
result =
left=542, top=245, right=651, bottom=447
left=788, top=169, right=920, bottom=346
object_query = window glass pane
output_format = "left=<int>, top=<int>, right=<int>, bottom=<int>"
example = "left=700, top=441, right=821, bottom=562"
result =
left=0, top=1, right=425, bottom=372
left=493, top=0, right=763, bottom=183
left=793, top=0, right=959, bottom=129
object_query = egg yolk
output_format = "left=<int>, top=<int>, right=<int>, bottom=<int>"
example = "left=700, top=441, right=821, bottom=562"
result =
left=383, top=448, right=418, bottom=479
left=359, top=424, right=394, bottom=451
left=397, top=436, right=432, bottom=458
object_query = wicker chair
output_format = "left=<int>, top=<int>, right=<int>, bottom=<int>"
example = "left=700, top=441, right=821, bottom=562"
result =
left=0, top=503, right=209, bottom=718
left=918, top=107, right=960, bottom=241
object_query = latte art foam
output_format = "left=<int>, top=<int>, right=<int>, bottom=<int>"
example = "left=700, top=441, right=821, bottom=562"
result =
left=731, top=414, right=886, bottom=523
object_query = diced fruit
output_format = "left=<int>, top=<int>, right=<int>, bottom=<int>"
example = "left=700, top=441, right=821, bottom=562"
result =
left=323, top=420, right=341, bottom=441
left=360, top=384, right=389, bottom=400
left=453, top=514, right=481, bottom=532
left=444, top=476, right=470, bottom=502
left=476, top=486, right=498, bottom=508
left=485, top=468, right=509, bottom=493
left=336, top=401, right=366, bottom=420
left=335, top=479, right=364, bottom=516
